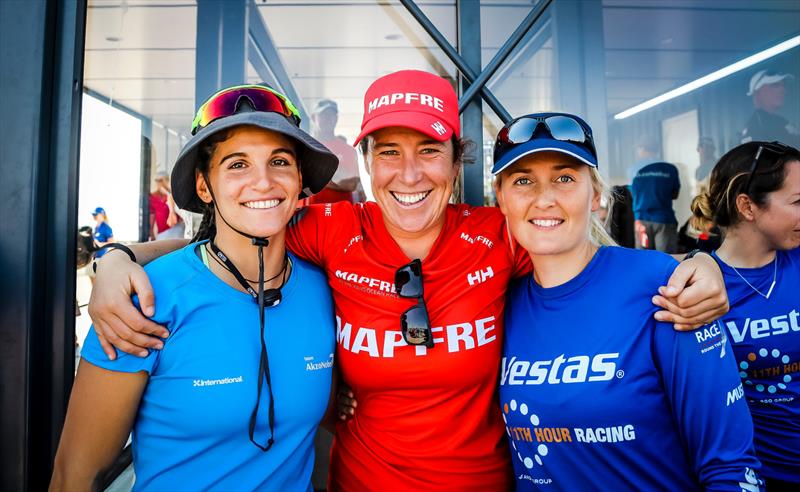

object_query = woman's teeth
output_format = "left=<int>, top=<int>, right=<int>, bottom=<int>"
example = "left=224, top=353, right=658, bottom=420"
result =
left=531, top=219, right=563, bottom=228
left=391, top=191, right=430, bottom=205
left=243, top=199, right=280, bottom=209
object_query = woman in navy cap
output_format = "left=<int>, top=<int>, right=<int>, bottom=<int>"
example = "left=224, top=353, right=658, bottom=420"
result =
left=51, top=85, right=339, bottom=491
left=494, top=113, right=762, bottom=490
left=91, top=207, right=114, bottom=257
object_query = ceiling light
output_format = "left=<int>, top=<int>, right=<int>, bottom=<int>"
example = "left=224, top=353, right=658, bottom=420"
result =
left=614, top=35, right=800, bottom=120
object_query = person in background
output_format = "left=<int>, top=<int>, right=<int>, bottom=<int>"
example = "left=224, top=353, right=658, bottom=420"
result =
left=692, top=140, right=800, bottom=491
left=741, top=70, right=799, bottom=147
left=630, top=135, right=681, bottom=252
left=149, top=171, right=184, bottom=240
left=606, top=185, right=635, bottom=248
left=696, top=136, right=717, bottom=184
left=493, top=113, right=762, bottom=490
left=308, top=99, right=362, bottom=204
left=92, top=207, right=114, bottom=257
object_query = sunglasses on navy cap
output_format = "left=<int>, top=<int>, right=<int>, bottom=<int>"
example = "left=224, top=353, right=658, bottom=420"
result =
left=395, top=259, right=434, bottom=348
left=493, top=113, right=597, bottom=171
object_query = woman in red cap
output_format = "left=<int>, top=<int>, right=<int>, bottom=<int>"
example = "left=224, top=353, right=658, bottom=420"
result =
left=88, top=71, right=730, bottom=490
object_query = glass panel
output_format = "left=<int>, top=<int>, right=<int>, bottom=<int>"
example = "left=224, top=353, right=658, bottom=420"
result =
left=483, top=0, right=800, bottom=234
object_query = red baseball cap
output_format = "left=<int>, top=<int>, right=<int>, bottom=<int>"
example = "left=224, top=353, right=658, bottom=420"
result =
left=353, top=70, right=460, bottom=145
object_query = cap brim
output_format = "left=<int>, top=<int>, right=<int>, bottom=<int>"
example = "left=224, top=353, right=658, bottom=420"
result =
left=491, top=138, right=598, bottom=175
left=171, top=112, right=339, bottom=213
left=353, top=111, right=454, bottom=146
left=747, top=73, right=793, bottom=95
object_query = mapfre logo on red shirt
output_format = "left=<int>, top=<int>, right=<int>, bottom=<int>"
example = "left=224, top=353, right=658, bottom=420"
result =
left=337, top=315, right=498, bottom=358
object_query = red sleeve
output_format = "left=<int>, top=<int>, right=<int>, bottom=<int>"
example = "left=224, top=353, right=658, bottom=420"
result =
left=285, top=202, right=354, bottom=267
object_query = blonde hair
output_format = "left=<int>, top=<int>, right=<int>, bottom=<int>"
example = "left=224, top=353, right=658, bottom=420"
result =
left=588, top=167, right=616, bottom=247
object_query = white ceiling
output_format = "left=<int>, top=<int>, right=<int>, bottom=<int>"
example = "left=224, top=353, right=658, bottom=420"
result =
left=84, top=0, right=800, bottom=144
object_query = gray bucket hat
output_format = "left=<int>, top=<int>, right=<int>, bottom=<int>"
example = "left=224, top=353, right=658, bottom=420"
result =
left=171, top=110, right=339, bottom=213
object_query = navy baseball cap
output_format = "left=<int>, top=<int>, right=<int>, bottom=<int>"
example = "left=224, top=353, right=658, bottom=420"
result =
left=91, top=207, right=105, bottom=216
left=492, top=112, right=598, bottom=175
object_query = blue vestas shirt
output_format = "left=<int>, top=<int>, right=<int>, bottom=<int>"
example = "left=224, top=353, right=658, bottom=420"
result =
left=630, top=161, right=680, bottom=224
left=93, top=222, right=113, bottom=257
left=81, top=242, right=335, bottom=491
left=714, top=248, right=800, bottom=482
left=499, top=246, right=761, bottom=491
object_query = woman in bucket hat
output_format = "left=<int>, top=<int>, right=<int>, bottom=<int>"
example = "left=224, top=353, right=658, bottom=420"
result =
left=51, top=85, right=339, bottom=491
left=493, top=113, right=761, bottom=490
left=88, top=72, right=731, bottom=490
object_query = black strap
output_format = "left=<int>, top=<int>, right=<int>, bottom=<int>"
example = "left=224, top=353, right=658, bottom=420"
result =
left=92, top=243, right=137, bottom=272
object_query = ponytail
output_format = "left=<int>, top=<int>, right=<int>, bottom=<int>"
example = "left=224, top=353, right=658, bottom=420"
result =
left=191, top=201, right=216, bottom=242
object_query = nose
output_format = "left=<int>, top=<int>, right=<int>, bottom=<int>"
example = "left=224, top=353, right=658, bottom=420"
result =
left=532, top=182, right=556, bottom=209
left=398, top=152, right=423, bottom=185
left=252, top=162, right=274, bottom=191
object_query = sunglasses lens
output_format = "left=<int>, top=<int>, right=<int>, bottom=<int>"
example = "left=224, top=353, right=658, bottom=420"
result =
left=545, top=115, right=586, bottom=143
left=395, top=260, right=423, bottom=298
left=194, top=88, right=297, bottom=133
left=507, top=117, right=540, bottom=144
left=401, top=304, right=431, bottom=346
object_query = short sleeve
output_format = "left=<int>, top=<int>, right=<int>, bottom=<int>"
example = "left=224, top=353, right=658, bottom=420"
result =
left=286, top=202, right=355, bottom=268
left=81, top=326, right=159, bottom=374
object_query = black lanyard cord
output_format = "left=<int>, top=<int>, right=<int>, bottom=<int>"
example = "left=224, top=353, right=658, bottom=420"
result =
left=203, top=179, right=288, bottom=452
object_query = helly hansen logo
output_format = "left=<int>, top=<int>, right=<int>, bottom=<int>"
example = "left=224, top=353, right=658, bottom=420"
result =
left=431, top=121, right=447, bottom=135
left=468, top=266, right=494, bottom=286
left=367, top=93, right=444, bottom=113
left=726, top=383, right=744, bottom=406
left=725, top=310, right=800, bottom=343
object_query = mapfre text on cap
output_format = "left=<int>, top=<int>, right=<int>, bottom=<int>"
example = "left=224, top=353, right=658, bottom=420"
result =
left=368, top=93, right=444, bottom=113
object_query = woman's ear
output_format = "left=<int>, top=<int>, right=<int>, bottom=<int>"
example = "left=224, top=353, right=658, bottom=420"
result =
left=735, top=193, right=756, bottom=222
left=494, top=177, right=508, bottom=215
left=591, top=187, right=601, bottom=212
left=196, top=171, right=213, bottom=204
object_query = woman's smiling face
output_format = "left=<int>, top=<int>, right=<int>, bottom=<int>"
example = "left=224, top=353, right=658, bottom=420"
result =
left=196, top=125, right=301, bottom=239
left=364, top=126, right=460, bottom=239
left=495, top=151, right=600, bottom=258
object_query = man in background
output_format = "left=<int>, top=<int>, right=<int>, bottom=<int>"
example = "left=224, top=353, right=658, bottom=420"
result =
left=695, top=136, right=717, bottom=184
left=630, top=135, right=680, bottom=252
left=308, top=99, right=362, bottom=204
left=741, top=69, right=798, bottom=146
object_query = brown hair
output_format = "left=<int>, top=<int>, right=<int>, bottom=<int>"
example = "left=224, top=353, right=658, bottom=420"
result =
left=691, top=141, right=800, bottom=229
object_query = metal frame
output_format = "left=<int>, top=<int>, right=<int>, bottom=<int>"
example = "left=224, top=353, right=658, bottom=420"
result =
left=248, top=0, right=310, bottom=130
left=399, top=0, right=511, bottom=123
left=0, top=0, right=86, bottom=489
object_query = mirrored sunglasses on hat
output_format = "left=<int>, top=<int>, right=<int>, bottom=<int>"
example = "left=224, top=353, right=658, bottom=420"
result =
left=493, top=113, right=598, bottom=174
left=191, top=84, right=301, bottom=135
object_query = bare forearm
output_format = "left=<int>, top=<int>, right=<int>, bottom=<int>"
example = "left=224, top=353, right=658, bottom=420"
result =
left=127, top=239, right=188, bottom=266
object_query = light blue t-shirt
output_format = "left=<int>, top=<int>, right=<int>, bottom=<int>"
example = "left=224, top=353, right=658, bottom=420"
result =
left=714, top=248, right=800, bottom=482
left=500, top=246, right=761, bottom=491
left=82, top=242, right=335, bottom=491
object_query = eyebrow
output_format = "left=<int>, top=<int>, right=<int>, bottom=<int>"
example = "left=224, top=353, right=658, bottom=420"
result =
left=219, top=147, right=296, bottom=163
left=373, top=140, right=445, bottom=149
left=552, top=162, right=583, bottom=171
